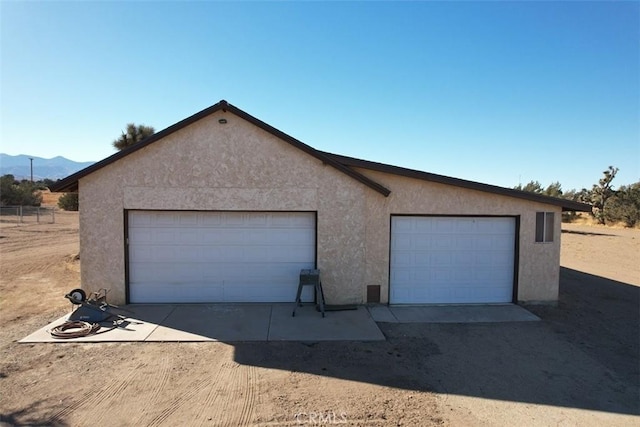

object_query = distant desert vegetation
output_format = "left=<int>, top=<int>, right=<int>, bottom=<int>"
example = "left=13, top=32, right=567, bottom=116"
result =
left=40, top=189, right=63, bottom=207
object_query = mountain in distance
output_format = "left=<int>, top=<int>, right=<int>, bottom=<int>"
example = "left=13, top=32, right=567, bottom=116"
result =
left=0, top=153, right=95, bottom=180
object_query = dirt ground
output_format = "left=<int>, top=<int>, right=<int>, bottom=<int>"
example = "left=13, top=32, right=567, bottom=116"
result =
left=0, top=212, right=638, bottom=426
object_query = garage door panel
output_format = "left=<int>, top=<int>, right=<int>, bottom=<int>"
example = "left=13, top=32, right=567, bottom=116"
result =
left=433, top=236, right=454, bottom=250
left=431, top=252, right=452, bottom=266
left=432, top=268, right=453, bottom=282
left=390, top=216, right=515, bottom=304
left=454, top=268, right=474, bottom=282
left=452, top=251, right=474, bottom=267
left=392, top=252, right=414, bottom=267
left=434, top=218, right=456, bottom=232
left=455, top=218, right=475, bottom=232
left=128, top=211, right=316, bottom=303
left=130, top=282, right=225, bottom=304
left=130, top=262, right=202, bottom=282
left=493, top=235, right=514, bottom=250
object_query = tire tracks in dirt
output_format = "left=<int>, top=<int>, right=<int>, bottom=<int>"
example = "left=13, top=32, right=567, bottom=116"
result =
left=121, top=356, right=171, bottom=426
left=45, top=353, right=259, bottom=426
left=192, top=361, right=258, bottom=426
left=48, top=362, right=146, bottom=424
left=146, top=376, right=211, bottom=426
left=236, top=364, right=258, bottom=427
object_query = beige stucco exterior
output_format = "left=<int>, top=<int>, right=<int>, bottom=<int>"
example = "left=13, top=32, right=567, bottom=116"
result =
left=78, top=109, right=562, bottom=305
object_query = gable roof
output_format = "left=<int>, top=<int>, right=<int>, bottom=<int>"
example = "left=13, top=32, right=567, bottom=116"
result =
left=322, top=152, right=591, bottom=212
left=50, top=100, right=591, bottom=212
left=50, top=100, right=391, bottom=196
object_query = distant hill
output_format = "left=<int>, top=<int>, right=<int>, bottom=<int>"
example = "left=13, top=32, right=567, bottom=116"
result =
left=0, top=154, right=95, bottom=180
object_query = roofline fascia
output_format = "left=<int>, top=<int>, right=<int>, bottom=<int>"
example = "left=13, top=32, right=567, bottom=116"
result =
left=223, top=103, right=390, bottom=197
left=321, top=151, right=592, bottom=212
left=50, top=100, right=391, bottom=197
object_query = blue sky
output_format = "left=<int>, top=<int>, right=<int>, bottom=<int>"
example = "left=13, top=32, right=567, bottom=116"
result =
left=1, top=1, right=638, bottom=191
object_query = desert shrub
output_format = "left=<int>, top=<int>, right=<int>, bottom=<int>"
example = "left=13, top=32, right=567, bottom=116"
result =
left=605, top=182, right=640, bottom=227
left=0, top=174, right=42, bottom=206
left=57, top=192, right=79, bottom=211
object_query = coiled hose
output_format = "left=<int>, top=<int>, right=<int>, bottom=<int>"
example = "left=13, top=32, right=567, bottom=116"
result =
left=49, top=321, right=100, bottom=339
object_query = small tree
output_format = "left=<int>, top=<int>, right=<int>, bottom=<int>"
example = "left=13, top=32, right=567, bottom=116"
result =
left=0, top=174, right=42, bottom=206
left=112, top=123, right=155, bottom=151
left=58, top=192, right=79, bottom=211
left=543, top=182, right=563, bottom=198
left=589, top=166, right=618, bottom=225
left=515, top=180, right=543, bottom=194
left=605, top=182, right=640, bottom=227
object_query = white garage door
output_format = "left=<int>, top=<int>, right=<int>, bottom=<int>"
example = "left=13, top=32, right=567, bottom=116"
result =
left=390, top=216, right=515, bottom=304
left=128, top=211, right=315, bottom=303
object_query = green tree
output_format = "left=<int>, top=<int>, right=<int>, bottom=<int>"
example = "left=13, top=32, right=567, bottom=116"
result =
left=39, top=178, right=57, bottom=189
left=57, top=192, right=79, bottom=211
left=514, top=180, right=543, bottom=194
left=560, top=187, right=590, bottom=223
left=605, top=182, right=640, bottom=227
left=112, top=123, right=155, bottom=151
left=0, top=174, right=42, bottom=206
left=543, top=181, right=563, bottom=198
left=588, top=166, right=618, bottom=225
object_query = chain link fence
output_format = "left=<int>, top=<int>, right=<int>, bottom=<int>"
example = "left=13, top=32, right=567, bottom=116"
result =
left=0, top=206, right=56, bottom=225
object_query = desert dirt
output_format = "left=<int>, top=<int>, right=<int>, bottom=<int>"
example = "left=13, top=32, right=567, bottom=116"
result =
left=0, top=212, right=638, bottom=426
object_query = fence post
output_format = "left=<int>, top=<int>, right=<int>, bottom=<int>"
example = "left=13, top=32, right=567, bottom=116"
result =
left=36, top=207, right=40, bottom=223
left=19, top=206, right=23, bottom=223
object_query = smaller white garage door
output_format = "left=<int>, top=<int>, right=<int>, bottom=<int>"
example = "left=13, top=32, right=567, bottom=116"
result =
left=390, top=216, right=516, bottom=304
left=128, top=211, right=315, bottom=303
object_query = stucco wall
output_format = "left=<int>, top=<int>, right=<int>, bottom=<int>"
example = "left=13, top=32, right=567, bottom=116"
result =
left=79, top=110, right=366, bottom=305
left=354, top=168, right=562, bottom=303
left=79, top=109, right=562, bottom=305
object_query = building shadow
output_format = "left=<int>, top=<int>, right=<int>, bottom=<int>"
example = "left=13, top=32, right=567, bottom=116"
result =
left=561, top=229, right=618, bottom=237
left=0, top=399, right=70, bottom=427
left=232, top=267, right=640, bottom=416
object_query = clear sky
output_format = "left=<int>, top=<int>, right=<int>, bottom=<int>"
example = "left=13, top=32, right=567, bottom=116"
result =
left=1, top=1, right=638, bottom=191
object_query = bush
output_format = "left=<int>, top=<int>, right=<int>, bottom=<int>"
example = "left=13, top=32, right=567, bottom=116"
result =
left=57, top=192, right=79, bottom=211
left=605, top=182, right=640, bottom=227
left=0, top=174, right=42, bottom=206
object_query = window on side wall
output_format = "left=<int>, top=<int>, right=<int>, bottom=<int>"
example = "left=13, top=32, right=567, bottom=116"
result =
left=535, top=212, right=555, bottom=243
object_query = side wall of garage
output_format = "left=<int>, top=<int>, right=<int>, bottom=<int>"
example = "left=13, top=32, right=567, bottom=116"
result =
left=79, top=110, right=368, bottom=305
left=355, top=169, right=562, bottom=304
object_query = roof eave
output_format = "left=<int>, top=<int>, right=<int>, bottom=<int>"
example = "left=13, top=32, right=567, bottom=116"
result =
left=321, top=152, right=592, bottom=213
left=50, top=101, right=230, bottom=193
left=223, top=104, right=390, bottom=197
left=50, top=100, right=391, bottom=197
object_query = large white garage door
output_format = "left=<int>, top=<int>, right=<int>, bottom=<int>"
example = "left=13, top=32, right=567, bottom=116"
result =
left=128, top=211, right=315, bottom=303
left=390, top=216, right=515, bottom=304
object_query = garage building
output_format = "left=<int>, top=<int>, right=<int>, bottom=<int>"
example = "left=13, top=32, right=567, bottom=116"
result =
left=52, top=100, right=590, bottom=306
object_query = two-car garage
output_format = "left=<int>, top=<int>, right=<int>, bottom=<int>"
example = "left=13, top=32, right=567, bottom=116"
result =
left=127, top=211, right=316, bottom=303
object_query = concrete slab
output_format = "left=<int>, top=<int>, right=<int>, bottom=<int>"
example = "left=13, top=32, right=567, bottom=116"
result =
left=388, top=304, right=540, bottom=323
left=19, top=305, right=175, bottom=343
left=367, top=305, right=399, bottom=323
left=268, top=305, right=385, bottom=341
left=146, top=304, right=272, bottom=341
left=25, top=303, right=536, bottom=343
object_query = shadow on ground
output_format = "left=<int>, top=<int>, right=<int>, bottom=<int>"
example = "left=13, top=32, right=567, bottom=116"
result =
left=233, top=267, right=640, bottom=416
left=0, top=399, right=69, bottom=427
left=561, top=229, right=618, bottom=237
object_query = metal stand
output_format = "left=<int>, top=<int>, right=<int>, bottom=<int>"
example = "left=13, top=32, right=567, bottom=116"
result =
left=292, top=269, right=325, bottom=318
